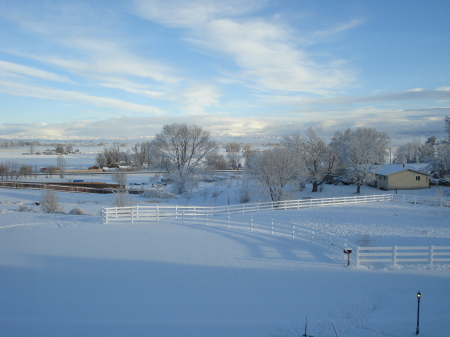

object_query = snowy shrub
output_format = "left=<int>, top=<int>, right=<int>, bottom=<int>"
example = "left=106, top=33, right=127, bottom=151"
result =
left=238, top=184, right=251, bottom=203
left=15, top=201, right=24, bottom=205
left=69, top=207, right=86, bottom=215
left=41, top=190, right=63, bottom=213
left=18, top=205, right=30, bottom=212
left=141, top=189, right=175, bottom=199
left=110, top=189, right=133, bottom=207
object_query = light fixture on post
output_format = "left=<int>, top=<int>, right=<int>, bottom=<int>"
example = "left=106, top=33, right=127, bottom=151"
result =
left=416, top=291, right=421, bottom=335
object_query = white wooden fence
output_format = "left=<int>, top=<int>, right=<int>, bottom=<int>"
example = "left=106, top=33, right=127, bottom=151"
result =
left=355, top=245, right=450, bottom=266
left=102, top=194, right=393, bottom=224
left=392, top=194, right=450, bottom=207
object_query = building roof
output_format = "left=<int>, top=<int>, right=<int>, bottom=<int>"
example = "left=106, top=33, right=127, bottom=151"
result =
left=376, top=163, right=430, bottom=176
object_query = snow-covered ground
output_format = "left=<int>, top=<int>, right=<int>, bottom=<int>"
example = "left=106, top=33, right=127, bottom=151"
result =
left=0, top=149, right=449, bottom=336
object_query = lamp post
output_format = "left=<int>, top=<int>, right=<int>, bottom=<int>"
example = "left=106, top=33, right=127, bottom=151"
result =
left=416, top=291, right=421, bottom=335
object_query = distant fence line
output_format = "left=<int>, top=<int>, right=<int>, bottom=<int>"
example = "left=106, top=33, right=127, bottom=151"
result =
left=102, top=194, right=394, bottom=224
left=0, top=181, right=113, bottom=194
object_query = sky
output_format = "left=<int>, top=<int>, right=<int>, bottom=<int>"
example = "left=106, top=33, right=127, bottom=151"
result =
left=0, top=0, right=449, bottom=143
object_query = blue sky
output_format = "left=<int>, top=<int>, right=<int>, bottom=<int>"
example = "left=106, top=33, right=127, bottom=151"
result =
left=0, top=0, right=449, bottom=142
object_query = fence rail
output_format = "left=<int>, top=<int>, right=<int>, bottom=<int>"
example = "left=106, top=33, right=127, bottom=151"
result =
left=102, top=194, right=394, bottom=223
left=355, top=245, right=450, bottom=266
left=392, top=194, right=450, bottom=207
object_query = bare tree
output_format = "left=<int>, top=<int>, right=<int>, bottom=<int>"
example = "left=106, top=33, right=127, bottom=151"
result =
left=445, top=116, right=450, bottom=141
left=55, top=144, right=65, bottom=154
left=225, top=142, right=241, bottom=152
left=245, top=148, right=297, bottom=202
left=113, top=172, right=127, bottom=188
left=19, top=164, right=33, bottom=180
left=0, top=163, right=7, bottom=181
left=153, top=123, right=217, bottom=174
left=57, top=154, right=66, bottom=178
left=283, top=127, right=337, bottom=192
left=205, top=153, right=228, bottom=170
left=152, top=123, right=217, bottom=193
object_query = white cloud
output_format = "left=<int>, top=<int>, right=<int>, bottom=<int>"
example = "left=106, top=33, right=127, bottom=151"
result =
left=190, top=18, right=356, bottom=95
left=0, top=60, right=74, bottom=83
left=131, top=0, right=267, bottom=28
left=0, top=81, right=164, bottom=114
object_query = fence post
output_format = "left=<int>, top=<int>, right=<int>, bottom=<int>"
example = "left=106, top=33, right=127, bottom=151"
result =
left=393, top=246, right=398, bottom=266
left=131, top=207, right=134, bottom=223
left=156, top=205, right=159, bottom=222
left=242, top=203, right=245, bottom=214
left=250, top=216, right=253, bottom=232
left=271, top=219, right=274, bottom=234
left=182, top=209, right=184, bottom=224
left=430, top=245, right=434, bottom=266
left=136, top=205, right=139, bottom=219
left=205, top=212, right=207, bottom=226
left=227, top=214, right=230, bottom=228
left=176, top=205, right=178, bottom=219
left=355, top=246, right=360, bottom=267
left=292, top=225, right=295, bottom=238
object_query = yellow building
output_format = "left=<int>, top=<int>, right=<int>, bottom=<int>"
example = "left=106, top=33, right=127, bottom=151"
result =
left=375, top=164, right=430, bottom=190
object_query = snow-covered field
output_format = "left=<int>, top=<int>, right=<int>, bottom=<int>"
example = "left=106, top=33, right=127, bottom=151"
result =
left=0, top=148, right=449, bottom=336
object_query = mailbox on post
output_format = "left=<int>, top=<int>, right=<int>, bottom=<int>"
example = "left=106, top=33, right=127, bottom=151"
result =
left=343, top=248, right=352, bottom=266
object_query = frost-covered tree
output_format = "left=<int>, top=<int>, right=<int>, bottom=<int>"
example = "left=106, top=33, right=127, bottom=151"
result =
left=445, top=116, right=450, bottom=141
left=394, top=137, right=435, bottom=164
left=429, top=142, right=450, bottom=178
left=41, top=190, right=62, bottom=213
left=113, top=172, right=127, bottom=188
left=245, top=148, right=297, bottom=202
left=283, top=127, right=337, bottom=192
left=331, top=127, right=390, bottom=193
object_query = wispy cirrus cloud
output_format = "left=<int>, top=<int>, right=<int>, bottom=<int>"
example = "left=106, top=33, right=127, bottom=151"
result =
left=271, top=87, right=450, bottom=107
left=0, top=80, right=164, bottom=114
left=132, top=0, right=358, bottom=95
left=0, top=60, right=75, bottom=83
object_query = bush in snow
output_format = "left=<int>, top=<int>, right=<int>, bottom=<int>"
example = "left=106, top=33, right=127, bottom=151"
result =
left=69, top=207, right=86, bottom=215
left=18, top=205, right=30, bottom=212
left=41, top=190, right=63, bottom=213
left=110, top=189, right=133, bottom=207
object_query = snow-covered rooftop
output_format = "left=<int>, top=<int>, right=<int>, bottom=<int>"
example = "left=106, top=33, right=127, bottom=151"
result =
left=375, top=163, right=429, bottom=176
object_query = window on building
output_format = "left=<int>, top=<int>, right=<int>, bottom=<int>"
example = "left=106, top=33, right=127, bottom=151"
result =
left=416, top=176, right=420, bottom=181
